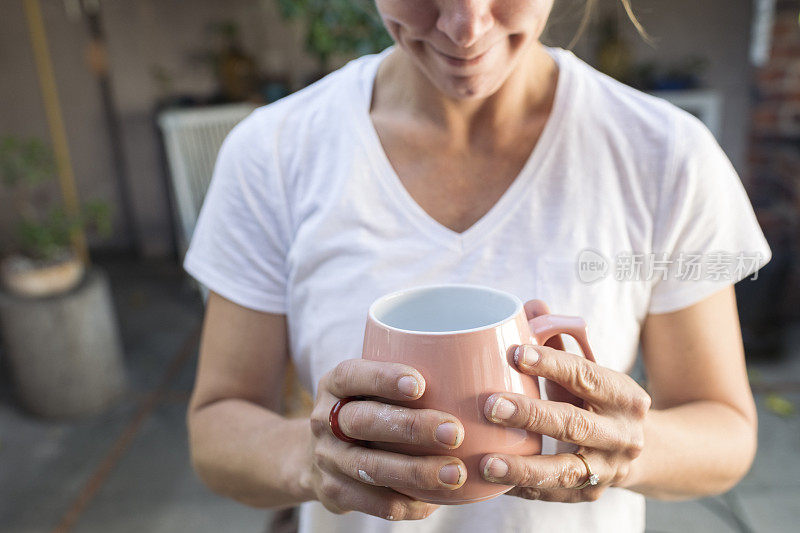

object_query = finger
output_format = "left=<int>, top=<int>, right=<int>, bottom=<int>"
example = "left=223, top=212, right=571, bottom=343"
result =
left=479, top=452, right=610, bottom=490
left=523, top=301, right=572, bottom=357
left=338, top=400, right=464, bottom=449
left=523, top=299, right=550, bottom=320
left=323, top=359, right=426, bottom=401
left=513, top=344, right=651, bottom=413
left=544, top=378, right=584, bottom=408
left=319, top=438, right=467, bottom=491
left=484, top=394, right=625, bottom=451
left=317, top=472, right=440, bottom=520
left=523, top=300, right=568, bottom=354
left=506, top=485, right=605, bottom=503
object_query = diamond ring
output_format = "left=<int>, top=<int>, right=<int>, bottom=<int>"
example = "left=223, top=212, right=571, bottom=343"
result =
left=573, top=452, right=600, bottom=489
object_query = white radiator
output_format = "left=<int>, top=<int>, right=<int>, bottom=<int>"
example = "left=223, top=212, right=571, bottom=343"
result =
left=158, top=103, right=258, bottom=256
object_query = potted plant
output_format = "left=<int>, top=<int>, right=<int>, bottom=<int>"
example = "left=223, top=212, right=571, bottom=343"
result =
left=276, top=0, right=393, bottom=80
left=0, top=136, right=110, bottom=296
left=0, top=135, right=127, bottom=418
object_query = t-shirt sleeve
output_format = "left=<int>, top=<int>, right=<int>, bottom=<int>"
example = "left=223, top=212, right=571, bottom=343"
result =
left=182, top=110, right=292, bottom=314
left=647, top=113, right=772, bottom=314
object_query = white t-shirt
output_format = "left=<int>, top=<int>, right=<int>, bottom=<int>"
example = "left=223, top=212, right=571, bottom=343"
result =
left=184, top=45, right=771, bottom=533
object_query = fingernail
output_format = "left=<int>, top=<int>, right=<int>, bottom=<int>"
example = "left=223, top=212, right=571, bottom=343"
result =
left=397, top=375, right=420, bottom=397
left=490, top=397, right=516, bottom=421
left=439, top=463, right=464, bottom=486
left=484, top=458, right=509, bottom=480
left=435, top=422, right=461, bottom=447
left=515, top=345, right=540, bottom=367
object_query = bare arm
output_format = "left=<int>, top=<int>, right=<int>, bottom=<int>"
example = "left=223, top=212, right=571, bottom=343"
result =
left=187, top=291, right=466, bottom=519
left=621, top=285, right=758, bottom=499
left=187, top=291, right=311, bottom=509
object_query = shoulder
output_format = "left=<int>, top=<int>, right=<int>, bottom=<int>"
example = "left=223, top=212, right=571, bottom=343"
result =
left=558, top=49, right=684, bottom=128
left=554, top=48, right=726, bottom=201
left=557, top=48, right=712, bottom=161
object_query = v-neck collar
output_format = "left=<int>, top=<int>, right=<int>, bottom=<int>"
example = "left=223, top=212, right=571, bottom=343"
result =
left=353, top=45, right=574, bottom=253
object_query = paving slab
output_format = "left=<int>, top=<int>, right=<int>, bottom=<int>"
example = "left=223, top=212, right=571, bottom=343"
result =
left=739, top=393, right=800, bottom=491
left=0, top=397, right=137, bottom=530
left=72, top=401, right=270, bottom=533
left=74, top=499, right=271, bottom=533
left=645, top=496, right=745, bottom=533
left=105, top=260, right=204, bottom=393
left=731, top=488, right=800, bottom=533
left=0, top=258, right=204, bottom=531
left=732, top=392, right=800, bottom=532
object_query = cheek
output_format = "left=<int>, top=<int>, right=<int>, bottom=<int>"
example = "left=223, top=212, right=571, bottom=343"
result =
left=493, top=0, right=555, bottom=35
left=375, top=0, right=438, bottom=38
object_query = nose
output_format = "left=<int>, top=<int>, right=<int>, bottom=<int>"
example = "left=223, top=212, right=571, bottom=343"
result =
left=436, top=0, right=495, bottom=49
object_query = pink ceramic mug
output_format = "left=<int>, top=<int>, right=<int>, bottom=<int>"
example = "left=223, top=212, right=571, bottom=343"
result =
left=361, top=284, right=594, bottom=505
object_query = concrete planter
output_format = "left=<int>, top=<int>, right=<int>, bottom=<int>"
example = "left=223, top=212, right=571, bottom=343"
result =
left=0, top=253, right=84, bottom=298
left=0, top=267, right=127, bottom=418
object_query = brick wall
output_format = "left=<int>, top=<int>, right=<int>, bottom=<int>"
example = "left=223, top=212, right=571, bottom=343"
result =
left=745, top=0, right=800, bottom=328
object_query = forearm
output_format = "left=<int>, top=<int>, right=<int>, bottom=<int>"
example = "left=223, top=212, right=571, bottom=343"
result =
left=621, top=400, right=756, bottom=500
left=188, top=398, right=313, bottom=509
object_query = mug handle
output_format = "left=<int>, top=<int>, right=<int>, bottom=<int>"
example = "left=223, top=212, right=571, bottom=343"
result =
left=523, top=299, right=595, bottom=406
left=524, top=299, right=595, bottom=362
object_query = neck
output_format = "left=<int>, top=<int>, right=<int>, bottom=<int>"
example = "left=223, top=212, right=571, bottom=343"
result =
left=373, top=42, right=558, bottom=145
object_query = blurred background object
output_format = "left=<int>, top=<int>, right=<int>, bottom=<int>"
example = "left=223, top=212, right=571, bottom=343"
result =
left=741, top=0, right=800, bottom=362
left=0, top=0, right=127, bottom=423
left=276, top=0, right=393, bottom=82
left=0, top=135, right=110, bottom=296
left=210, top=20, right=260, bottom=103
left=0, top=0, right=798, bottom=531
left=157, top=103, right=257, bottom=260
left=0, top=134, right=125, bottom=419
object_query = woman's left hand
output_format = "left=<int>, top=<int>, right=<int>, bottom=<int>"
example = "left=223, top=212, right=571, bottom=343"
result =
left=480, top=343, right=652, bottom=503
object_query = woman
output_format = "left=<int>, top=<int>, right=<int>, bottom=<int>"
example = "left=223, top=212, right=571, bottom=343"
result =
left=183, top=1, right=771, bottom=532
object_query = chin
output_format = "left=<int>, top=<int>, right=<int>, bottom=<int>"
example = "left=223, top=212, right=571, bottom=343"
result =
left=406, top=36, right=528, bottom=100
left=436, top=74, right=508, bottom=100
left=425, top=55, right=517, bottom=100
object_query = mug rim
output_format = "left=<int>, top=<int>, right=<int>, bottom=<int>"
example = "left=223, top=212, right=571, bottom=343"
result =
left=368, top=283, right=524, bottom=336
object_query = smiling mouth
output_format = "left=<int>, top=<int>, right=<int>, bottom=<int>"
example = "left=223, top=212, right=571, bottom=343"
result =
left=440, top=50, right=486, bottom=61
left=433, top=46, right=492, bottom=67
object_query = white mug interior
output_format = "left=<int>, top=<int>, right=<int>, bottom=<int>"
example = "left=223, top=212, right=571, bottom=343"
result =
left=370, top=284, right=522, bottom=334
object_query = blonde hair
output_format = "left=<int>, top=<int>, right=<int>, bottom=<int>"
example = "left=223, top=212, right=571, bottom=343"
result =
left=568, top=0, right=653, bottom=49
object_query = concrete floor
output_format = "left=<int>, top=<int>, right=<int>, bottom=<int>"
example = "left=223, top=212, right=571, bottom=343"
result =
left=1, top=257, right=798, bottom=532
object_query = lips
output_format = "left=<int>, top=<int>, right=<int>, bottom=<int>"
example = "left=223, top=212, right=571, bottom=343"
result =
left=439, top=50, right=486, bottom=61
left=433, top=45, right=492, bottom=67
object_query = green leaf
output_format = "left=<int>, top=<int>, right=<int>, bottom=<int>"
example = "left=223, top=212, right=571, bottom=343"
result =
left=16, top=215, right=64, bottom=261
left=765, top=394, right=796, bottom=418
left=274, top=0, right=391, bottom=69
left=82, top=200, right=113, bottom=238
left=1, top=136, right=112, bottom=259
left=0, top=136, right=55, bottom=187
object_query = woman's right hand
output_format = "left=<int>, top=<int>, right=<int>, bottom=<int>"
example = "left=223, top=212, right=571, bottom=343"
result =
left=304, top=359, right=467, bottom=521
